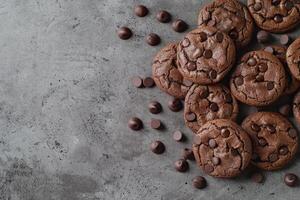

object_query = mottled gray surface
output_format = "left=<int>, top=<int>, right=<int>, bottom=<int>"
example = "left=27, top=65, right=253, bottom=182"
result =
left=0, top=0, right=299, bottom=199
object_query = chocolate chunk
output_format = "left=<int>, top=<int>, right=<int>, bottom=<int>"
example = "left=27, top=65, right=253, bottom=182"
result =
left=235, top=76, right=244, bottom=86
left=247, top=58, right=257, bottom=66
left=187, top=62, right=196, bottom=71
left=203, top=49, right=212, bottom=58
left=148, top=101, right=162, bottom=114
left=229, top=30, right=238, bottom=39
left=264, top=46, right=274, bottom=54
left=209, top=70, right=217, bottom=79
left=208, top=139, right=217, bottom=148
left=221, top=128, right=230, bottom=138
left=186, top=112, right=196, bottom=122
left=117, top=27, right=132, bottom=40
left=150, top=140, right=165, bottom=154
left=251, top=123, right=261, bottom=132
left=251, top=172, right=264, bottom=183
left=253, top=2, right=262, bottom=11
left=134, top=5, right=148, bottom=17
left=280, top=34, right=291, bottom=45
left=172, top=19, right=188, bottom=33
left=274, top=14, right=283, bottom=23
left=279, top=104, right=291, bottom=116
left=268, top=153, right=279, bottom=162
left=209, top=103, right=219, bottom=112
left=146, top=33, right=161, bottom=46
left=266, top=124, right=276, bottom=133
left=212, top=157, right=220, bottom=166
left=192, top=176, right=207, bottom=189
left=258, top=138, right=267, bottom=146
left=174, top=159, right=189, bottom=172
left=173, top=130, right=185, bottom=142
left=224, top=93, right=233, bottom=103
left=128, top=117, right=143, bottom=130
left=258, top=63, right=268, bottom=72
left=199, top=32, right=207, bottom=42
left=267, top=82, right=274, bottom=90
left=168, top=98, right=183, bottom=112
left=132, top=76, right=143, bottom=88
left=156, top=10, right=171, bottom=23
left=182, top=148, right=195, bottom=161
left=256, top=75, right=264, bottom=82
left=288, top=128, right=297, bottom=138
left=284, top=1, right=294, bottom=10
left=257, top=30, right=269, bottom=43
left=272, top=0, right=281, bottom=5
left=143, top=77, right=155, bottom=87
left=216, top=32, right=223, bottom=42
left=150, top=118, right=162, bottom=129
left=279, top=146, right=289, bottom=155
left=284, top=173, right=298, bottom=187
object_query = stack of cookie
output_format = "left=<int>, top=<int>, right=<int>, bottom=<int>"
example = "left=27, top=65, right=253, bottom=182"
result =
left=152, top=0, right=300, bottom=178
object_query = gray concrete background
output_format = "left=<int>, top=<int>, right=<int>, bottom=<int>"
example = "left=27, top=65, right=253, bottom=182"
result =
left=0, top=0, right=299, bottom=199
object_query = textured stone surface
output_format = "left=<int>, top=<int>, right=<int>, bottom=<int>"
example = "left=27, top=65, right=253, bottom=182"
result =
left=0, top=0, right=299, bottom=200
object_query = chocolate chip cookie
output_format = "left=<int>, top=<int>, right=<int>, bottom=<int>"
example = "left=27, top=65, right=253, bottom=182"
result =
left=198, top=0, right=254, bottom=47
left=184, top=84, right=238, bottom=133
left=248, top=0, right=300, bottom=33
left=264, top=45, right=300, bottom=95
left=152, top=43, right=193, bottom=99
left=193, top=119, right=252, bottom=178
left=242, top=112, right=298, bottom=170
left=177, top=26, right=236, bottom=84
left=293, top=90, right=300, bottom=124
left=230, top=50, right=286, bottom=106
left=287, top=37, right=300, bottom=81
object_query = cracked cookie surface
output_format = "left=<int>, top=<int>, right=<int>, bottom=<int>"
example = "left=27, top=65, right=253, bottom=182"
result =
left=230, top=50, right=286, bottom=106
left=177, top=26, right=236, bottom=84
left=287, top=37, right=300, bottom=81
left=242, top=112, right=298, bottom=170
left=152, top=43, right=193, bottom=99
left=198, top=0, right=254, bottom=47
left=184, top=84, right=238, bottom=133
left=248, top=0, right=300, bottom=33
left=193, top=119, right=252, bottom=178
left=264, top=45, right=300, bottom=95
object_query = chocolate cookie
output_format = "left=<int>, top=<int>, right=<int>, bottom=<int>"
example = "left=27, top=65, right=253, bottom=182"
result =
left=242, top=112, right=298, bottom=170
left=184, top=84, right=238, bottom=133
left=193, top=119, right=252, bottom=178
left=248, top=0, right=300, bottom=33
left=177, top=26, right=236, bottom=84
left=152, top=43, right=192, bottom=99
left=264, top=45, right=300, bottom=95
left=230, top=50, right=286, bottom=106
left=198, top=0, right=254, bottom=47
left=293, top=90, right=300, bottom=124
left=287, top=37, right=300, bottom=81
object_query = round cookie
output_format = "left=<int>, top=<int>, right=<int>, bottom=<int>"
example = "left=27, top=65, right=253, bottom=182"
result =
left=152, top=43, right=193, bottom=99
left=177, top=26, right=236, bottom=84
left=287, top=37, right=300, bottom=81
left=230, top=50, right=286, bottom=106
left=248, top=0, right=300, bottom=33
left=293, top=90, right=300, bottom=124
left=198, top=0, right=254, bottom=47
left=264, top=45, right=300, bottom=95
left=242, top=112, right=298, bottom=170
left=193, top=119, right=252, bottom=178
left=184, top=84, right=238, bottom=133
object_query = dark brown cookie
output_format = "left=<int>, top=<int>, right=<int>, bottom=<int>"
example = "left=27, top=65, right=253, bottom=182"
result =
left=248, top=0, right=300, bottom=33
left=177, top=26, right=236, bottom=84
left=264, top=45, right=300, bottom=95
left=152, top=43, right=192, bottom=99
left=287, top=37, right=300, bottom=81
left=198, top=0, right=254, bottom=47
left=184, top=84, right=238, bottom=133
left=230, top=50, right=286, bottom=106
left=242, top=112, right=298, bottom=170
left=293, top=90, right=300, bottom=124
left=193, top=119, right=252, bottom=178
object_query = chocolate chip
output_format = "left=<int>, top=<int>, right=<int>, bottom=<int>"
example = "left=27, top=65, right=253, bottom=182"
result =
left=216, top=32, right=223, bottom=42
left=134, top=5, right=148, bottom=17
left=231, top=148, right=239, bottom=156
left=132, top=76, right=143, bottom=88
left=182, top=38, right=190, bottom=47
left=288, top=128, right=297, bottom=138
left=186, top=112, right=196, bottom=122
left=280, top=34, right=291, bottom=45
left=256, top=75, right=264, bottom=82
left=182, top=79, right=193, bottom=87
left=251, top=123, right=261, bottom=132
left=208, top=139, right=217, bottom=148
left=279, top=104, right=291, bottom=116
left=235, top=76, right=244, bottom=86
left=253, top=2, right=262, bottom=11
left=269, top=153, right=279, bottom=162
left=151, top=118, right=162, bottom=129
left=173, top=130, right=185, bottom=142
left=199, top=32, right=207, bottom=42
left=274, top=14, right=283, bottom=23
left=258, top=138, right=267, bottom=146
left=143, top=77, right=155, bottom=87
left=150, top=140, right=165, bottom=154
left=174, top=159, right=189, bottom=172
left=258, top=63, right=268, bottom=72
left=285, top=1, right=294, bottom=10
left=209, top=103, right=219, bottom=112
left=284, top=173, right=298, bottom=187
left=146, top=33, right=161, bottom=46
left=199, top=89, right=209, bottom=99
left=148, top=101, right=162, bottom=114
left=193, top=135, right=202, bottom=145
left=247, top=58, right=257, bottom=66
left=204, top=164, right=214, bottom=173
left=187, top=62, right=196, bottom=71
left=168, top=98, right=183, bottom=112
left=117, top=27, right=132, bottom=40
left=203, top=49, right=213, bottom=59
left=209, top=70, right=217, bottom=79
left=229, top=30, right=238, bottom=39
left=251, top=172, right=265, bottom=183
left=212, top=157, right=220, bottom=166
left=172, top=19, right=188, bottom=33
left=128, top=117, right=143, bottom=131
left=264, top=46, right=274, bottom=54
left=224, top=93, right=233, bottom=103
left=192, top=176, right=207, bottom=189
left=279, top=146, right=289, bottom=155
left=272, top=0, right=281, bottom=5
left=257, top=30, right=269, bottom=43
left=156, top=10, right=172, bottom=23
left=182, top=148, right=195, bottom=160
left=267, top=82, right=274, bottom=90
left=221, top=128, right=230, bottom=138
left=266, top=124, right=276, bottom=133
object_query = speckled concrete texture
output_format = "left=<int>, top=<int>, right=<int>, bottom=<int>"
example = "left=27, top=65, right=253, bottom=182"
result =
left=0, top=0, right=299, bottom=199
